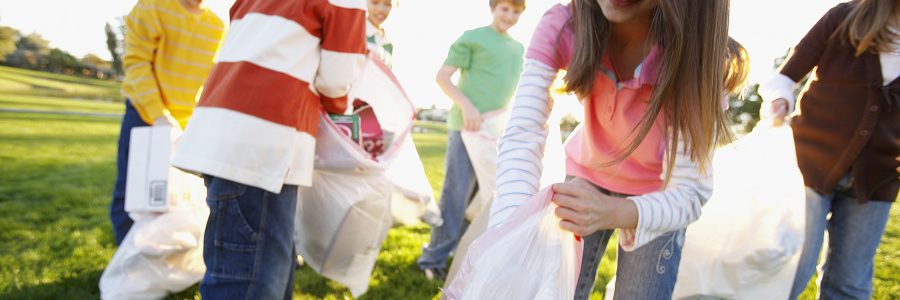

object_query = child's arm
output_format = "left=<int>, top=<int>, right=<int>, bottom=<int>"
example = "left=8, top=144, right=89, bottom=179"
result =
left=488, top=3, right=568, bottom=229
left=488, top=60, right=556, bottom=229
left=122, top=0, right=170, bottom=125
left=435, top=65, right=480, bottom=131
left=440, top=32, right=482, bottom=132
left=619, top=135, right=714, bottom=251
left=548, top=135, right=714, bottom=251
left=316, top=0, right=368, bottom=114
left=758, top=74, right=796, bottom=123
left=759, top=4, right=847, bottom=123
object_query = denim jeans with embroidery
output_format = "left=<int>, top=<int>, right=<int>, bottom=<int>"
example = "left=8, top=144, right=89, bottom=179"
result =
left=572, top=180, right=685, bottom=300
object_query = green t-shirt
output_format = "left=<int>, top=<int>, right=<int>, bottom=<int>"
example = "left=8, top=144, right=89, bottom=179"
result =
left=443, top=26, right=524, bottom=130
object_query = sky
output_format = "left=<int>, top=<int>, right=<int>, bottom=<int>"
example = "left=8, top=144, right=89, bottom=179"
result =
left=0, top=0, right=843, bottom=109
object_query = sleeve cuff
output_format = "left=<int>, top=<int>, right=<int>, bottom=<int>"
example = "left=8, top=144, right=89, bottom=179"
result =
left=758, top=73, right=798, bottom=118
left=619, top=197, right=663, bottom=252
left=442, top=59, right=468, bottom=70
left=129, top=97, right=167, bottom=125
left=321, top=95, right=349, bottom=115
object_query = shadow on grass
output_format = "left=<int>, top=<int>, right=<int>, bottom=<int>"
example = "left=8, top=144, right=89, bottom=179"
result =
left=2, top=271, right=200, bottom=300
left=0, top=66, right=120, bottom=89
left=0, top=72, right=68, bottom=94
left=0, top=67, right=121, bottom=101
left=0, top=152, right=119, bottom=299
left=0, top=269, right=104, bottom=300
left=0, top=111, right=122, bottom=124
left=0, top=133, right=119, bottom=148
left=293, top=224, right=442, bottom=299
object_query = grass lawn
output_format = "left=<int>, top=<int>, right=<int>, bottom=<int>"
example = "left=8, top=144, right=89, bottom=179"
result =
left=0, top=67, right=897, bottom=299
left=0, top=65, right=120, bottom=102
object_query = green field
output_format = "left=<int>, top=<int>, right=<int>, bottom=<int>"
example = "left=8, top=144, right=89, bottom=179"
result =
left=0, top=66, right=897, bottom=299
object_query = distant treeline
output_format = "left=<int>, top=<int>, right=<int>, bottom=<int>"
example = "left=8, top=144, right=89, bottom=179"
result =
left=0, top=21, right=124, bottom=81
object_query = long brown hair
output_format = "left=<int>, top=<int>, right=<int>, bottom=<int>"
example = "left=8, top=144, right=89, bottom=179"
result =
left=563, top=0, right=732, bottom=183
left=837, top=0, right=899, bottom=56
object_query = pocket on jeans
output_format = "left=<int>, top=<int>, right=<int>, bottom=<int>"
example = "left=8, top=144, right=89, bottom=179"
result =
left=210, top=198, right=260, bottom=280
left=208, top=177, right=258, bottom=241
left=207, top=177, right=259, bottom=280
left=210, top=241, right=257, bottom=280
left=218, top=197, right=260, bottom=243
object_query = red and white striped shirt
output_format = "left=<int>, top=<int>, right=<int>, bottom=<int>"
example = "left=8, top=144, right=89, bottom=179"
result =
left=173, top=0, right=367, bottom=193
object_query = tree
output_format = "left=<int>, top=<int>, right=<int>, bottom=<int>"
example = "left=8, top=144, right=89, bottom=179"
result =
left=8, top=33, right=51, bottom=70
left=46, top=48, right=81, bottom=74
left=725, top=83, right=763, bottom=134
left=5, top=49, right=39, bottom=69
left=81, top=53, right=113, bottom=79
left=16, top=33, right=49, bottom=55
left=82, top=53, right=110, bottom=69
left=105, top=22, right=123, bottom=76
left=0, top=26, right=19, bottom=62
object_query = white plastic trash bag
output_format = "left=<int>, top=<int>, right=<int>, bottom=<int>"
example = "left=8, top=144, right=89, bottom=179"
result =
left=101, top=125, right=209, bottom=300
left=324, top=54, right=440, bottom=227
left=461, top=109, right=567, bottom=220
left=100, top=191, right=209, bottom=299
left=444, top=188, right=582, bottom=300
left=460, top=109, right=510, bottom=221
left=294, top=55, right=435, bottom=297
left=672, top=125, right=806, bottom=300
left=385, top=131, right=442, bottom=226
left=295, top=169, right=392, bottom=297
left=444, top=108, right=567, bottom=286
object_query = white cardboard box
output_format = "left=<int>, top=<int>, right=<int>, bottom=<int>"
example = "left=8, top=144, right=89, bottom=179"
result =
left=125, top=126, right=205, bottom=213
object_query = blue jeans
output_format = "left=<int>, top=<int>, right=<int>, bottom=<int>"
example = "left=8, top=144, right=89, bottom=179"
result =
left=790, top=176, right=892, bottom=300
left=110, top=100, right=149, bottom=245
left=575, top=228, right=685, bottom=300
left=418, top=130, right=477, bottom=270
left=574, top=182, right=685, bottom=300
left=200, top=176, right=298, bottom=300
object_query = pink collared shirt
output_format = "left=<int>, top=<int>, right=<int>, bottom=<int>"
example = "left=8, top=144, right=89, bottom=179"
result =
left=527, top=3, right=665, bottom=195
left=490, top=3, right=714, bottom=251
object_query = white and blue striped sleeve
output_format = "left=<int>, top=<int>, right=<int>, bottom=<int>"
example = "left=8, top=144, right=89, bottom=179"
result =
left=487, top=59, right=557, bottom=229
left=619, top=137, right=715, bottom=251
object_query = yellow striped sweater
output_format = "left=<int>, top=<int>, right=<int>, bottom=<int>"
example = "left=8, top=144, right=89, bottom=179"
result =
left=123, top=0, right=225, bottom=128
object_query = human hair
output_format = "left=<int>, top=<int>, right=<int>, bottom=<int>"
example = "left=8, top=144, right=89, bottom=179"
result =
left=724, top=37, right=750, bottom=95
left=563, top=0, right=732, bottom=183
left=836, top=0, right=899, bottom=56
left=490, top=0, right=526, bottom=10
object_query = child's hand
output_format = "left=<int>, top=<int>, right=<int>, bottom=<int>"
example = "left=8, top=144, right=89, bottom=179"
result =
left=461, top=105, right=482, bottom=132
left=768, top=98, right=789, bottom=127
left=551, top=178, right=638, bottom=236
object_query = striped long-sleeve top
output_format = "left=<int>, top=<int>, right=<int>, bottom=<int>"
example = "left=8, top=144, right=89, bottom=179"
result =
left=489, top=3, right=714, bottom=251
left=172, top=0, right=368, bottom=193
left=123, top=0, right=225, bottom=128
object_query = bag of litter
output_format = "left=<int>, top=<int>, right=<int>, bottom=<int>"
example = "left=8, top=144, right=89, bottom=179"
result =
left=672, top=125, right=806, bottom=300
left=100, top=190, right=208, bottom=299
left=444, top=188, right=581, bottom=300
left=294, top=55, right=438, bottom=297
